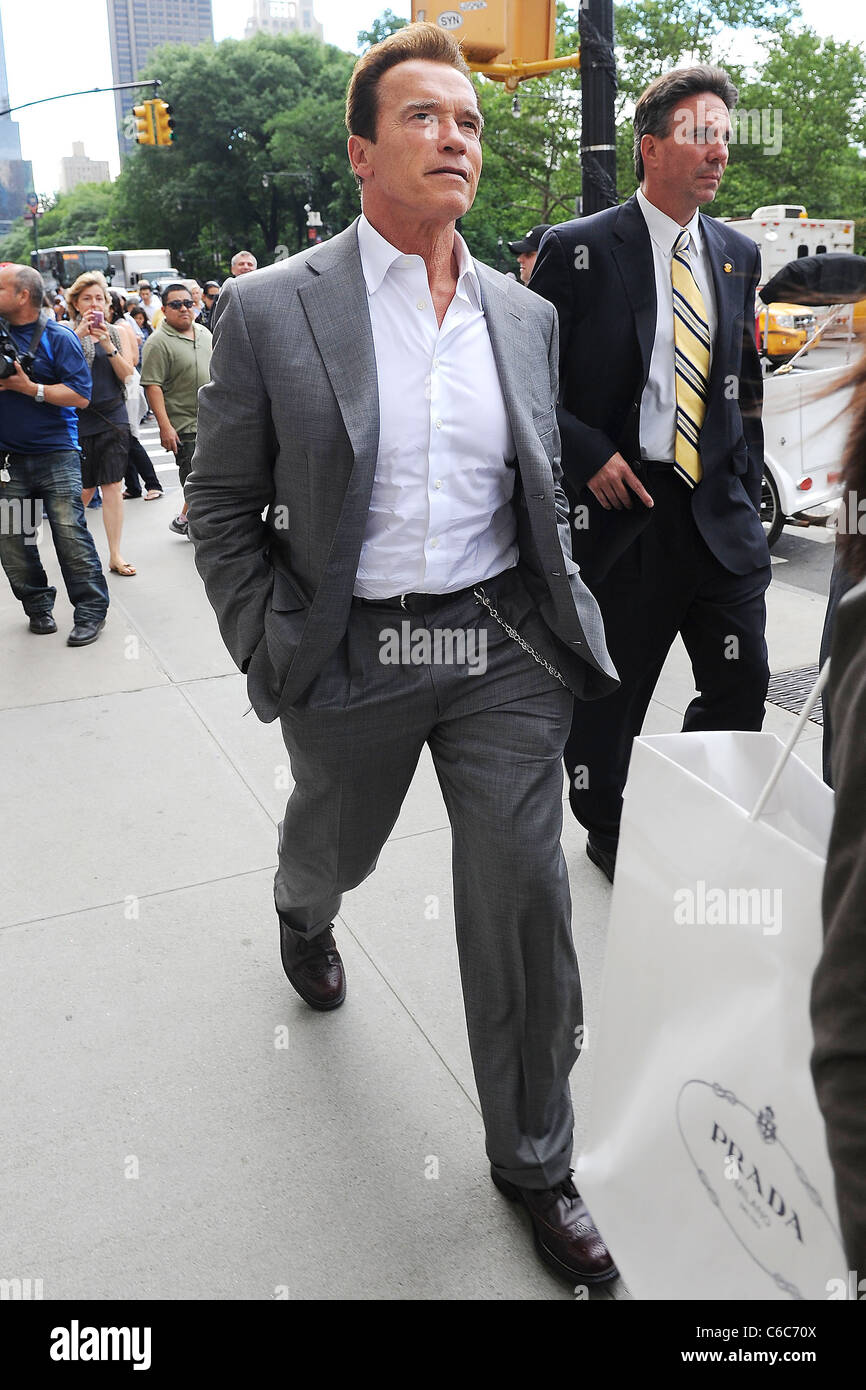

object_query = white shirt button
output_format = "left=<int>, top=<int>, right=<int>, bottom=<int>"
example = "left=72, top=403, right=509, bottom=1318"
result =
left=430, top=537, right=440, bottom=549
left=417, top=300, right=426, bottom=311
left=435, top=419, right=443, bottom=430
left=434, top=479, right=443, bottom=489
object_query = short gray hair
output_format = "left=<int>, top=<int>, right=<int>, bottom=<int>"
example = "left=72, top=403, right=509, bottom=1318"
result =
left=12, top=264, right=45, bottom=310
left=230, top=250, right=257, bottom=269
left=633, top=64, right=738, bottom=181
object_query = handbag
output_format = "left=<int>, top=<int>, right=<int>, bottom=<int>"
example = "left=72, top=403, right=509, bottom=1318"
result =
left=125, top=366, right=147, bottom=431
left=576, top=667, right=847, bottom=1300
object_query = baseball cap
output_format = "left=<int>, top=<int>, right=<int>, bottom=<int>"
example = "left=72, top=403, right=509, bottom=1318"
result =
left=507, top=224, right=552, bottom=255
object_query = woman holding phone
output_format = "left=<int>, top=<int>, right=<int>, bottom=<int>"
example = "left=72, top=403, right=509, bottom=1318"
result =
left=66, top=271, right=137, bottom=576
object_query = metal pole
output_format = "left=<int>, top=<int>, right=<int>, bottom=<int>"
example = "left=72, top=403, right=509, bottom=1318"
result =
left=579, top=0, right=617, bottom=216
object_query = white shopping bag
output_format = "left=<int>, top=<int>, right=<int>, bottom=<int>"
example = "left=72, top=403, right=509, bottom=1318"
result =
left=577, top=716, right=847, bottom=1301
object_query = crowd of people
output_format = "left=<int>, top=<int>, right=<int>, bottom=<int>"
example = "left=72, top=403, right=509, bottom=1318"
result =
left=0, top=249, right=258, bottom=640
left=1, top=16, right=864, bottom=1299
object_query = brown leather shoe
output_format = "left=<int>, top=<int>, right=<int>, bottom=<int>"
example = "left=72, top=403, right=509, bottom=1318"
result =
left=491, top=1167, right=618, bottom=1284
left=279, top=919, right=346, bottom=1011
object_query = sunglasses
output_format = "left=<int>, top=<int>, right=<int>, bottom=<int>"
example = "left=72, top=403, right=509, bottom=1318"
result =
left=166, top=298, right=194, bottom=309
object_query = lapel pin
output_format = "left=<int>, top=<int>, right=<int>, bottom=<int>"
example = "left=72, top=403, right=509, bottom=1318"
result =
left=723, top=262, right=733, bottom=274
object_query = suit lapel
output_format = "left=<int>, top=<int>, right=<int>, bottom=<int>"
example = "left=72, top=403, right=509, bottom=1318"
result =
left=294, top=222, right=380, bottom=616
left=476, top=265, right=531, bottom=446
left=611, top=196, right=657, bottom=389
left=701, top=213, right=742, bottom=422
left=296, top=221, right=380, bottom=495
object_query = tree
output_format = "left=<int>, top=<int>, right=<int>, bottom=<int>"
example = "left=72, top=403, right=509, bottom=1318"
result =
left=357, top=9, right=408, bottom=50
left=714, top=30, right=866, bottom=243
left=106, top=33, right=357, bottom=277
left=0, top=182, right=114, bottom=265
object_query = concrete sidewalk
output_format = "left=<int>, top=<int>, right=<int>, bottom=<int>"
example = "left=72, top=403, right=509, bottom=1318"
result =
left=0, top=477, right=830, bottom=1301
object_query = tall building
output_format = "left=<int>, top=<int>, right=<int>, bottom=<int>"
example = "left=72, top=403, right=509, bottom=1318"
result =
left=244, top=1, right=322, bottom=41
left=0, top=9, right=34, bottom=237
left=106, top=0, right=214, bottom=161
left=59, top=143, right=112, bottom=195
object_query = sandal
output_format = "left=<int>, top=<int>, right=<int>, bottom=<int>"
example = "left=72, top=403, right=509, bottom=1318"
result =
left=122, top=490, right=140, bottom=500
left=109, top=560, right=137, bottom=577
left=144, top=489, right=163, bottom=500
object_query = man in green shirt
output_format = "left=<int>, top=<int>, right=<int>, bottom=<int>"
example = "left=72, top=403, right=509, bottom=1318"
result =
left=141, top=282, right=212, bottom=537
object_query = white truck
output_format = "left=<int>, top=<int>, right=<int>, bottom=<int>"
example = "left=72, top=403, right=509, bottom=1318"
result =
left=724, top=204, right=855, bottom=281
left=723, top=206, right=860, bottom=350
left=107, top=249, right=177, bottom=290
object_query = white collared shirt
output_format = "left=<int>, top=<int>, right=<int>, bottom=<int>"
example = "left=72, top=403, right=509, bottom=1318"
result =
left=353, top=214, right=517, bottom=598
left=636, top=186, right=718, bottom=463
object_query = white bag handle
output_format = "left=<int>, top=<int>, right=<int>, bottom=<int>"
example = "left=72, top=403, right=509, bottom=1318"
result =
left=749, top=661, right=831, bottom=821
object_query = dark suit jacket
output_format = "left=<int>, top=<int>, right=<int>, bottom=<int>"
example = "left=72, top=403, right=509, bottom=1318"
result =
left=811, top=575, right=866, bottom=1274
left=185, top=220, right=619, bottom=722
left=529, top=195, right=770, bottom=577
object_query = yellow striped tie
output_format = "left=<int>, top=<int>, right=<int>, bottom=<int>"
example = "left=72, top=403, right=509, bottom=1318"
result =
left=672, top=229, right=709, bottom=488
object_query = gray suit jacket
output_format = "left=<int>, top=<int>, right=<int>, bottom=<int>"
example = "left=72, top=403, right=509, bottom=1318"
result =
left=186, top=219, right=618, bottom=722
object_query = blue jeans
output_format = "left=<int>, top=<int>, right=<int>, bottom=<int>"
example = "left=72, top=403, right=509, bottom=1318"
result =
left=0, top=449, right=109, bottom=624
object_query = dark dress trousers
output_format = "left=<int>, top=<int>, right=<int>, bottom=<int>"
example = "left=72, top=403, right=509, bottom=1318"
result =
left=530, top=195, right=772, bottom=848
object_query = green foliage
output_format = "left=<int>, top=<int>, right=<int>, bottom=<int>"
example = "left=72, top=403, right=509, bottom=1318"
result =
left=357, top=9, right=408, bottom=50
left=0, top=182, right=114, bottom=264
left=714, top=30, right=866, bottom=229
left=613, top=0, right=802, bottom=105
left=106, top=33, right=358, bottom=277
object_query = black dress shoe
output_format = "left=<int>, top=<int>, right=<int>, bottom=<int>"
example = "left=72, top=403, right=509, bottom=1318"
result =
left=586, top=837, right=617, bottom=884
left=491, top=1167, right=618, bottom=1284
left=67, top=619, right=106, bottom=647
left=279, top=919, right=346, bottom=1011
left=29, top=614, right=57, bottom=635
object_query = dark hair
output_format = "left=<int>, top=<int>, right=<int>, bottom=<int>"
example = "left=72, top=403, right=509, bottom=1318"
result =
left=108, top=290, right=126, bottom=321
left=633, top=64, right=738, bottom=181
left=345, top=20, right=472, bottom=142
left=130, top=304, right=150, bottom=330
left=162, top=282, right=190, bottom=302
left=836, top=345, right=866, bottom=581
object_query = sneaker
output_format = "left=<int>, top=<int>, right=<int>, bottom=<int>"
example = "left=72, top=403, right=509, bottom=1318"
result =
left=169, top=514, right=189, bottom=536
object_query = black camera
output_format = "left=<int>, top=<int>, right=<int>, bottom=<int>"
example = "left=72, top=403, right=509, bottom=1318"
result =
left=0, top=319, right=34, bottom=380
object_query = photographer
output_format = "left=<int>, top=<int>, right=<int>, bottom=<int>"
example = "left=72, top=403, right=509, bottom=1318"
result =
left=0, top=264, right=109, bottom=646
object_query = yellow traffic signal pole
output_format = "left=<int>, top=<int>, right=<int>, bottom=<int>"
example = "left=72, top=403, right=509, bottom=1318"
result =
left=470, top=52, right=581, bottom=91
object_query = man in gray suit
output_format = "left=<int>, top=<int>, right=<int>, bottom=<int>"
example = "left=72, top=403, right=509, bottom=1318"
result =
left=186, top=22, right=619, bottom=1286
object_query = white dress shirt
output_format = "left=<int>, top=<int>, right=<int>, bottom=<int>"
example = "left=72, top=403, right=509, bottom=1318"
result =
left=353, top=215, right=517, bottom=598
left=636, top=186, right=718, bottom=463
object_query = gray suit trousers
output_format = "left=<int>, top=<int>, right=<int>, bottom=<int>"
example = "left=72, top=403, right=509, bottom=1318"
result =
left=274, top=570, right=582, bottom=1189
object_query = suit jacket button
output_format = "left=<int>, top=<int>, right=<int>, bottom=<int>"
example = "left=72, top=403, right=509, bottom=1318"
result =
left=551, top=569, right=562, bottom=576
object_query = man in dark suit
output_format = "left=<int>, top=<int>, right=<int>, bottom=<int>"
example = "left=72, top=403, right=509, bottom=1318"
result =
left=186, top=23, right=621, bottom=1286
left=531, top=65, right=771, bottom=881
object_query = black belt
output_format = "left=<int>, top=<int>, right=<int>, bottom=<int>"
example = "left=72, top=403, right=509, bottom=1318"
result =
left=352, top=569, right=512, bottom=615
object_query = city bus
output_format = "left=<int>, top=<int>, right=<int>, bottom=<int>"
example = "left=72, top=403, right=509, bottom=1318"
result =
left=31, top=246, right=112, bottom=292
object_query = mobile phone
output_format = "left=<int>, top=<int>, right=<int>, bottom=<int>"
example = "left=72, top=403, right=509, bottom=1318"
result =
left=91, top=310, right=104, bottom=328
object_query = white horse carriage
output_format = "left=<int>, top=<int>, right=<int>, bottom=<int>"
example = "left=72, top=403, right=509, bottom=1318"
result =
left=757, top=253, right=865, bottom=546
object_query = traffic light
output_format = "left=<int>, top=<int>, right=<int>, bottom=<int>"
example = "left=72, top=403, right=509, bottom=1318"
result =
left=133, top=101, right=155, bottom=146
left=153, top=99, right=176, bottom=147
left=411, top=2, right=562, bottom=85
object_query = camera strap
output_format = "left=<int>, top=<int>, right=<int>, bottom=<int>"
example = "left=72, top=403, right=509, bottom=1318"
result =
left=20, top=310, right=50, bottom=372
